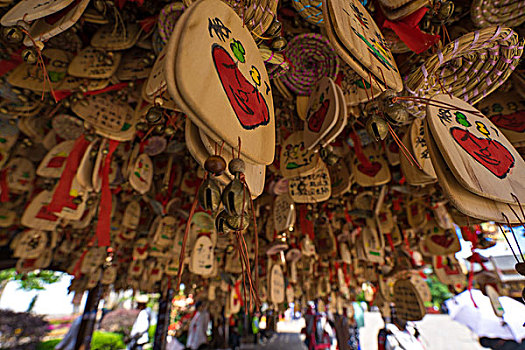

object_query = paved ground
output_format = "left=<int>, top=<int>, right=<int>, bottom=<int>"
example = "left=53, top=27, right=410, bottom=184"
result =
left=238, top=312, right=486, bottom=350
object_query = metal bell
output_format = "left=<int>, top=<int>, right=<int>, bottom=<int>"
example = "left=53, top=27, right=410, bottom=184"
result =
left=436, top=1, right=454, bottom=21
left=21, top=48, right=38, bottom=65
left=215, top=209, right=232, bottom=235
left=271, top=37, right=287, bottom=52
left=225, top=213, right=250, bottom=231
left=146, top=106, right=164, bottom=124
left=221, top=177, right=249, bottom=216
left=366, top=115, right=389, bottom=141
left=384, top=103, right=410, bottom=126
left=3, top=27, right=23, bottom=43
left=198, top=177, right=222, bottom=212
left=364, top=100, right=381, bottom=117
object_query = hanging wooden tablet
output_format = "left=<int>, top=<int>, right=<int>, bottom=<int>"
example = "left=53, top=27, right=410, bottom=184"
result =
left=323, top=0, right=403, bottom=91
left=273, top=194, right=296, bottom=233
left=296, top=96, right=309, bottom=121
left=423, top=221, right=460, bottom=256
left=301, top=236, right=316, bottom=256
left=116, top=48, right=153, bottom=81
left=288, top=161, right=331, bottom=203
left=6, top=157, right=34, bottom=194
left=133, top=238, right=149, bottom=260
left=7, top=49, right=72, bottom=92
left=425, top=120, right=523, bottom=223
left=393, top=278, right=426, bottom=321
left=433, top=255, right=466, bottom=290
left=269, top=264, right=285, bottom=304
left=408, top=271, right=431, bottom=303
left=321, top=84, right=348, bottom=147
left=22, top=0, right=89, bottom=47
left=122, top=200, right=141, bottom=230
left=91, top=23, right=141, bottom=51
left=280, top=131, right=321, bottom=179
left=54, top=178, right=87, bottom=221
left=406, top=198, right=427, bottom=229
left=129, top=153, right=153, bottom=195
left=101, top=266, right=117, bottom=285
left=0, top=117, right=19, bottom=153
left=410, top=118, right=437, bottom=179
left=352, top=144, right=391, bottom=187
left=304, top=77, right=339, bottom=150
left=427, top=94, right=525, bottom=204
left=36, top=140, right=74, bottom=178
left=477, top=89, right=525, bottom=145
left=339, top=242, right=352, bottom=264
left=432, top=201, right=455, bottom=230
left=362, top=221, right=384, bottom=263
left=190, top=235, right=215, bottom=276
left=13, top=230, right=47, bottom=259
left=165, top=0, right=275, bottom=165
left=81, top=247, right=105, bottom=274
left=328, top=161, right=352, bottom=197
left=68, top=46, right=121, bottom=79
left=21, top=190, right=59, bottom=231
left=486, top=285, right=504, bottom=317
left=71, top=94, right=136, bottom=141
left=0, top=0, right=75, bottom=26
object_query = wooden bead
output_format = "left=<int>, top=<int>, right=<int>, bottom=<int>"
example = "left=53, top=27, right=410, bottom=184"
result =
left=228, top=158, right=245, bottom=174
left=204, top=155, right=226, bottom=175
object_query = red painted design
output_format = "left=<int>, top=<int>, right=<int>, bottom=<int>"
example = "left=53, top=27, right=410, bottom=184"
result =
left=451, top=127, right=514, bottom=179
left=212, top=45, right=269, bottom=130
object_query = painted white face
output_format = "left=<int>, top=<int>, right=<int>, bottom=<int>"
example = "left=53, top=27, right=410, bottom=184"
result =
left=191, top=235, right=214, bottom=276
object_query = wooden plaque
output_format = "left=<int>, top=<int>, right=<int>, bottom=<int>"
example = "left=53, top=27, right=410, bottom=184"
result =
left=273, top=194, right=296, bottom=233
left=324, top=0, right=403, bottom=91
left=269, top=264, right=285, bottom=304
left=393, top=278, right=426, bottom=321
left=166, top=0, right=275, bottom=164
left=427, top=94, right=525, bottom=204
left=304, top=77, right=339, bottom=150
left=190, top=235, right=215, bottom=276
left=280, top=131, right=321, bottom=179
left=37, top=140, right=75, bottom=178
left=68, top=46, right=121, bottom=79
left=288, top=161, right=331, bottom=203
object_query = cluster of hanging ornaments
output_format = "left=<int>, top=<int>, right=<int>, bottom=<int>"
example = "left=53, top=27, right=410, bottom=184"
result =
left=0, top=0, right=525, bottom=318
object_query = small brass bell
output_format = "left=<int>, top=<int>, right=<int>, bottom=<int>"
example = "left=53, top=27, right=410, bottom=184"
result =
left=366, top=115, right=389, bottom=141
left=436, top=1, right=454, bottom=21
left=3, top=27, right=23, bottom=43
left=266, top=19, right=282, bottom=38
left=197, top=177, right=222, bottom=212
left=136, top=122, right=148, bottom=132
left=384, top=103, right=410, bottom=126
left=364, top=100, right=381, bottom=117
left=215, top=209, right=232, bottom=235
left=271, top=37, right=287, bottom=52
left=21, top=48, right=38, bottom=65
left=146, top=106, right=164, bottom=124
left=222, top=158, right=249, bottom=216
left=225, top=213, right=250, bottom=231
left=221, top=177, right=249, bottom=216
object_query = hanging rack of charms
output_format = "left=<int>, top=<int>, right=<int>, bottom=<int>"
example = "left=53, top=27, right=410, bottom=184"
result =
left=0, top=0, right=525, bottom=321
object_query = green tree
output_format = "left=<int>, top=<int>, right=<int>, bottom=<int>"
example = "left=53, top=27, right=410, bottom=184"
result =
left=0, top=268, right=62, bottom=300
left=426, top=275, right=452, bottom=307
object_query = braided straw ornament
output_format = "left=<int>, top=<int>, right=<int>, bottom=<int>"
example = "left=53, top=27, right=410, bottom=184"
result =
left=279, top=33, right=339, bottom=96
left=404, top=26, right=524, bottom=117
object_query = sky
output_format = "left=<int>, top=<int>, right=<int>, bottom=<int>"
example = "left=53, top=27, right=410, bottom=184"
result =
left=0, top=274, right=86, bottom=316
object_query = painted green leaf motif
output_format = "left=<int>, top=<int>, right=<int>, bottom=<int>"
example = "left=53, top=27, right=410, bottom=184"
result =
left=230, top=39, right=245, bottom=63
left=455, top=111, right=471, bottom=127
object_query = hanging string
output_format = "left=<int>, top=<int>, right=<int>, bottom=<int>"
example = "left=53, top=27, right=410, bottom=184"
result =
left=176, top=175, right=203, bottom=288
left=511, top=193, right=525, bottom=232
left=18, top=27, right=57, bottom=103
left=386, top=123, right=422, bottom=170
left=361, top=78, right=370, bottom=101
left=502, top=213, right=524, bottom=261
left=496, top=222, right=521, bottom=264
left=392, top=96, right=485, bottom=118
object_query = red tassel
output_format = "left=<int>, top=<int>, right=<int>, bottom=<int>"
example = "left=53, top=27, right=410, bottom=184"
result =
left=48, top=135, right=90, bottom=213
left=95, top=140, right=119, bottom=247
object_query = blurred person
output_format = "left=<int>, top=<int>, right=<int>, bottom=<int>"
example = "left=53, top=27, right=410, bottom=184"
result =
left=252, top=312, right=260, bottom=344
left=127, top=295, right=152, bottom=350
left=186, top=301, right=210, bottom=350
left=379, top=305, right=424, bottom=350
